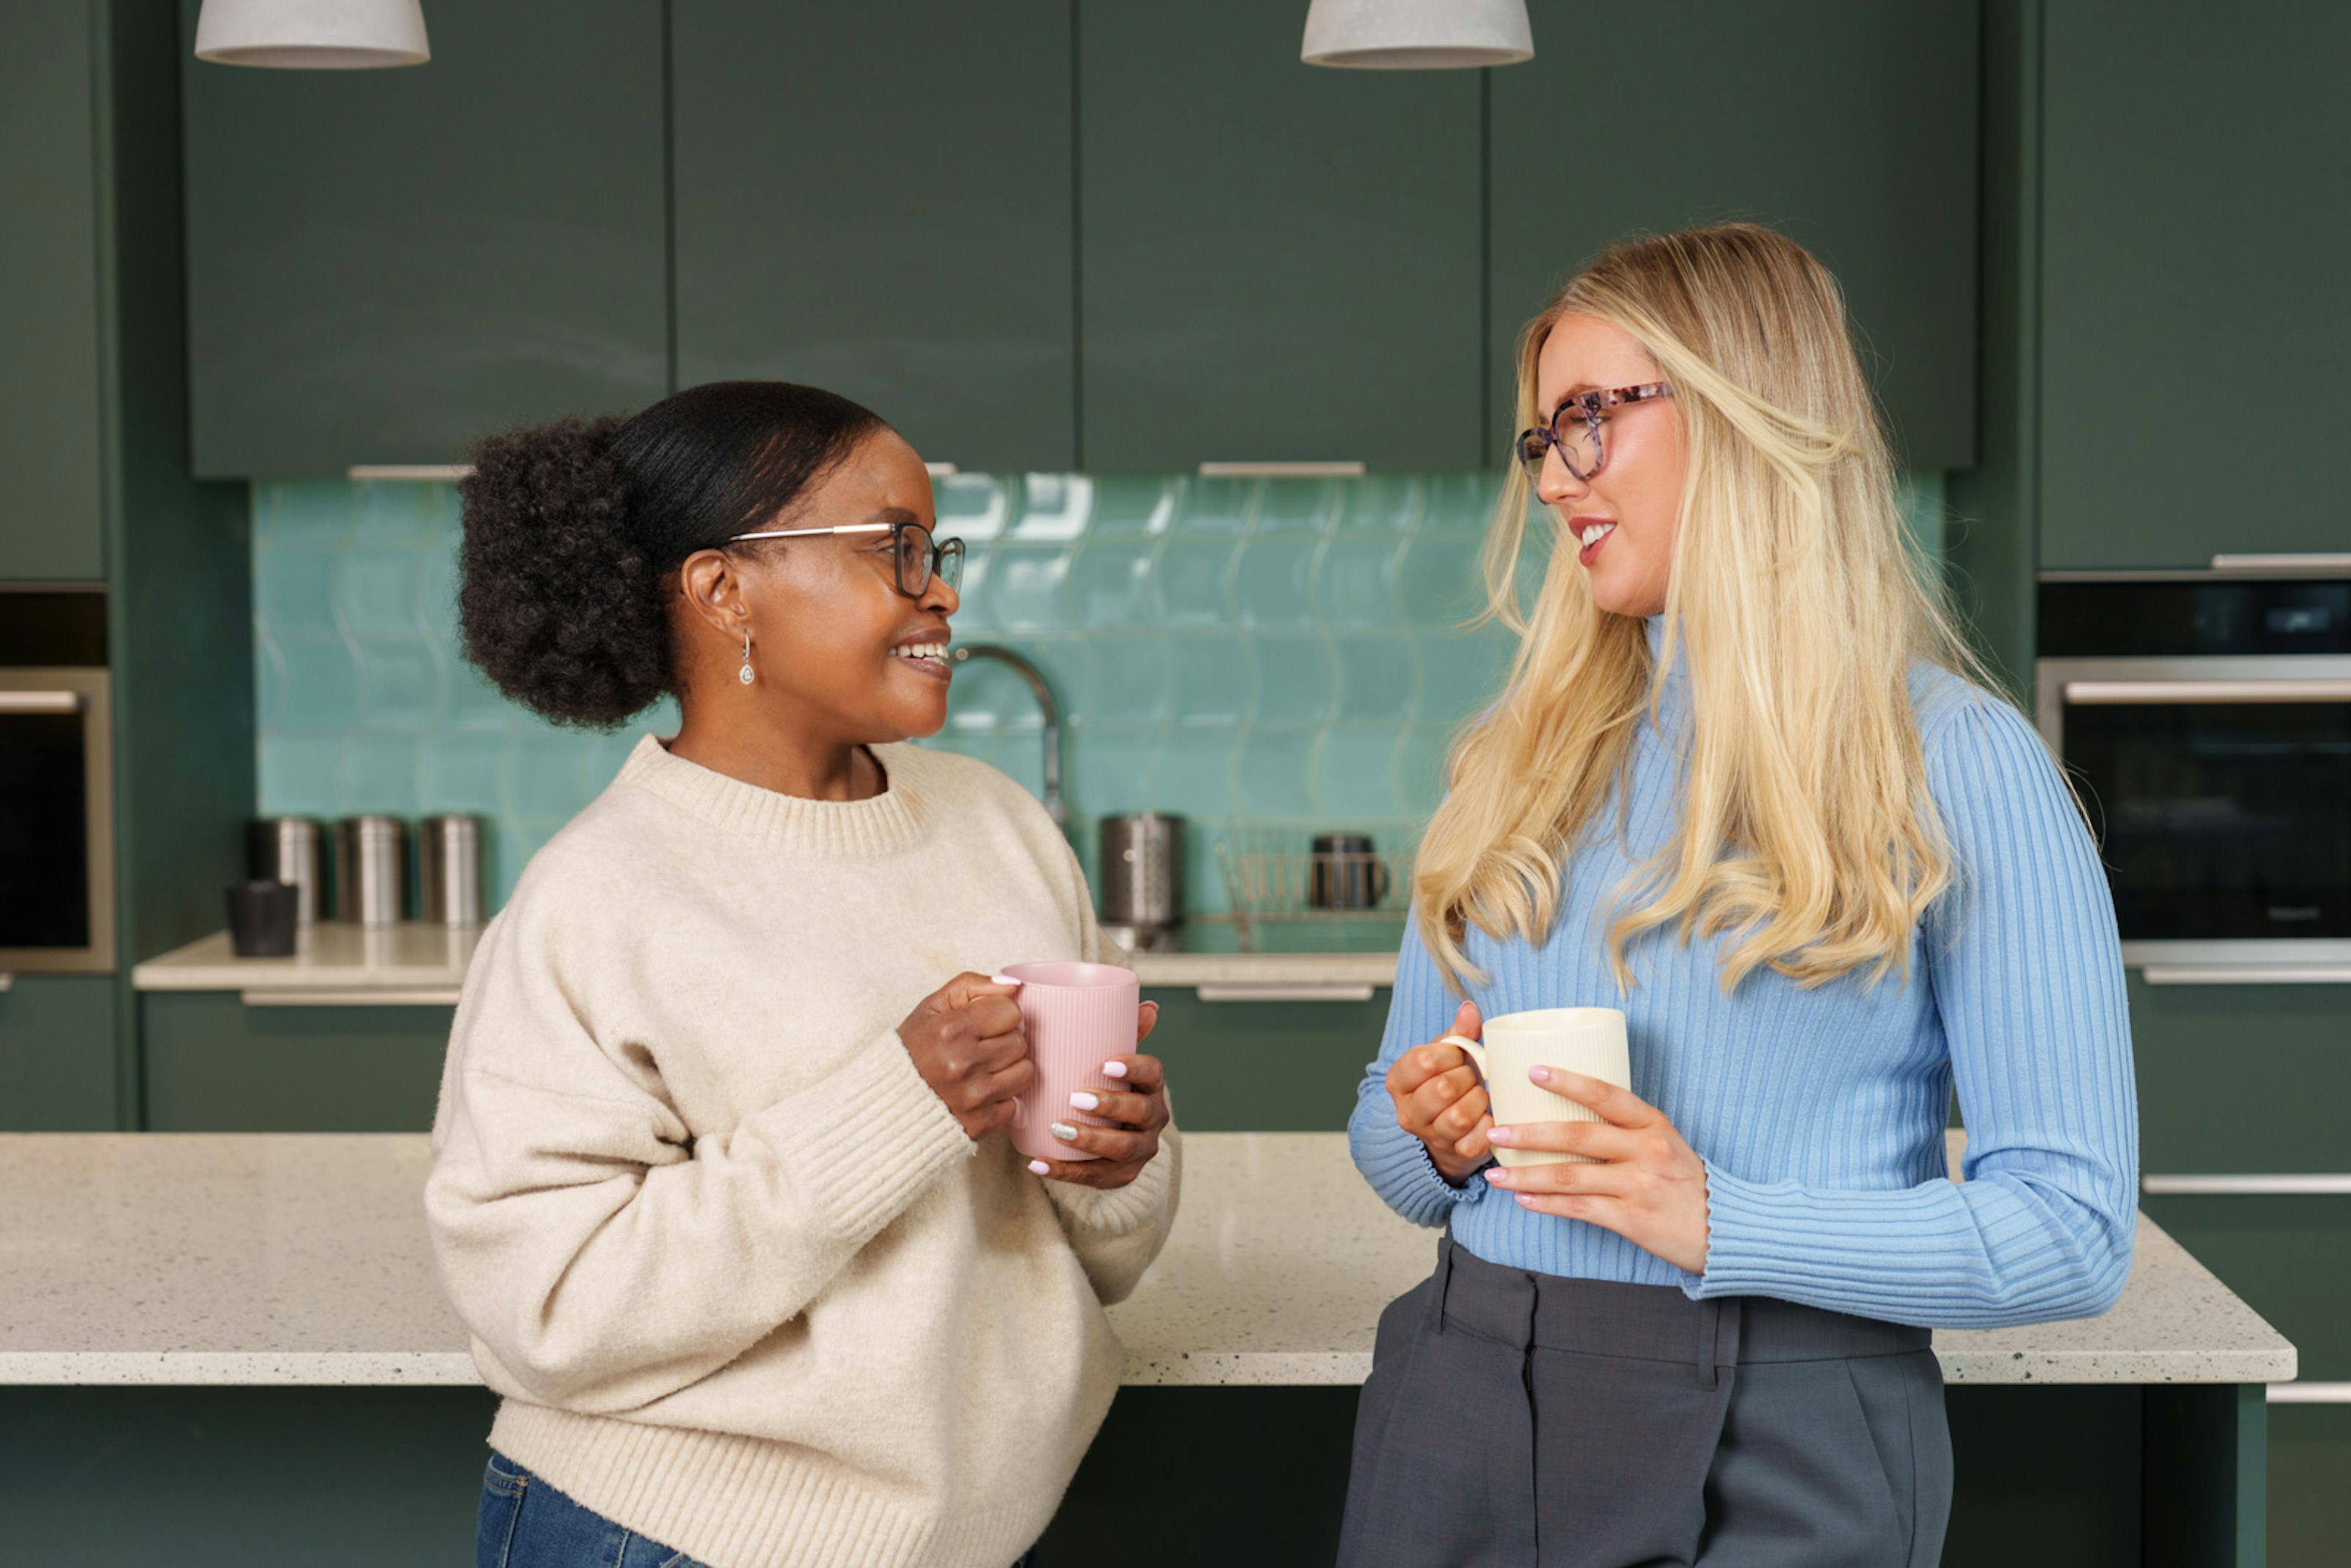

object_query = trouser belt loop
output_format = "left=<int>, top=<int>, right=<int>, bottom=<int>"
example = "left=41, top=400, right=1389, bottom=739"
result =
left=1701, top=1297, right=1745, bottom=1391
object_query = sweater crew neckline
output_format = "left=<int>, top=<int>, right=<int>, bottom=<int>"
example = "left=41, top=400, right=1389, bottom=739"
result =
left=617, top=733, right=926, bottom=856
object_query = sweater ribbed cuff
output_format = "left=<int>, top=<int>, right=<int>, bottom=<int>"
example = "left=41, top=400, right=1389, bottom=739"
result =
left=1359, top=1123, right=1488, bottom=1229
left=1682, top=1158, right=1815, bottom=1301
left=756, top=1027, right=973, bottom=1242
left=1047, top=1125, right=1179, bottom=1238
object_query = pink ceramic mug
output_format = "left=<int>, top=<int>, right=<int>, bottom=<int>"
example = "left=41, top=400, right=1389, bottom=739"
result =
left=992, top=961, right=1140, bottom=1163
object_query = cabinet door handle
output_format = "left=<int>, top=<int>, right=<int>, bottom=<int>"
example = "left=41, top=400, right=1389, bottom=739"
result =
left=0, top=691, right=83, bottom=714
left=1194, top=983, right=1376, bottom=1003
left=1196, top=462, right=1367, bottom=478
left=345, top=464, right=473, bottom=482
left=2210, top=553, right=2351, bottom=572
left=2140, top=966, right=2351, bottom=985
left=2141, top=1174, right=2351, bottom=1195
left=241, top=988, right=461, bottom=1007
left=2063, top=680, right=2351, bottom=705
left=2270, top=1383, right=2351, bottom=1405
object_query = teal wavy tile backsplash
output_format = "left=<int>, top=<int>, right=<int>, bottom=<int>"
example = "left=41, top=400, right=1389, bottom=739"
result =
left=252, top=471, right=1945, bottom=915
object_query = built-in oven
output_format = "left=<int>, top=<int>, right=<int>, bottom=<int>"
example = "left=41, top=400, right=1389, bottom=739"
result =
left=2037, top=563, right=2351, bottom=983
left=0, top=591, right=115, bottom=977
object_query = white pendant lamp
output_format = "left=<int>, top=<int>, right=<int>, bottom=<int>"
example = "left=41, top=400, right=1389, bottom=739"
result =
left=1302, top=0, right=1534, bottom=69
left=193, top=0, right=430, bottom=69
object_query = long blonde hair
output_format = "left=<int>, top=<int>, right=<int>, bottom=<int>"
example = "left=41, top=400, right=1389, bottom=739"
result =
left=1415, top=223, right=1991, bottom=997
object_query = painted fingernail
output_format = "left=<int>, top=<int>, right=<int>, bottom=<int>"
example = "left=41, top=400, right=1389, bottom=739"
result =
left=1027, top=1160, right=1050, bottom=1176
left=1069, top=1092, right=1101, bottom=1111
left=1103, top=1061, right=1130, bottom=1079
left=1486, top=1125, right=1512, bottom=1144
left=1528, top=1065, right=1551, bottom=1084
left=1516, top=1193, right=1538, bottom=1208
left=1050, top=1121, right=1079, bottom=1142
left=1482, top=1168, right=1507, bottom=1184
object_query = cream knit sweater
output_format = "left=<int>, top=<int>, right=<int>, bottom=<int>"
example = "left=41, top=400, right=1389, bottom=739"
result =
left=425, top=734, right=1181, bottom=1568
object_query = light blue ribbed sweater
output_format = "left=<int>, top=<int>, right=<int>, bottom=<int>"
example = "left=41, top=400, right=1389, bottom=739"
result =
left=1350, top=617, right=2139, bottom=1329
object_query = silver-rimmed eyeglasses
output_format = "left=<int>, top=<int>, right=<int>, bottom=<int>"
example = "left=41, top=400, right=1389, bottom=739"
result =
left=727, top=518, right=965, bottom=598
left=1514, top=381, right=1673, bottom=481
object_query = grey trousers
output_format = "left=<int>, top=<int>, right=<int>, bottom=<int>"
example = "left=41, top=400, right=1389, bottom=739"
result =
left=1338, top=1237, right=1952, bottom=1568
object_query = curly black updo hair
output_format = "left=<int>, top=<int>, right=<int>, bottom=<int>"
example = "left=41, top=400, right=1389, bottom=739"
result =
left=456, top=381, right=888, bottom=728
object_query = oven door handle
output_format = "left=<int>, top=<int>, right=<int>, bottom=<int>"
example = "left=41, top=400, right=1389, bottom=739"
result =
left=2063, top=679, right=2351, bottom=704
left=0, top=691, right=85, bottom=715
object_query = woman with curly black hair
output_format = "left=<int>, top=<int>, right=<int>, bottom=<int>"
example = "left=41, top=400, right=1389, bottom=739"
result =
left=424, top=381, right=1179, bottom=1568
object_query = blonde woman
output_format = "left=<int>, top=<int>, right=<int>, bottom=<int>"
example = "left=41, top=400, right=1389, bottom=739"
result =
left=1340, top=225, right=2136, bottom=1567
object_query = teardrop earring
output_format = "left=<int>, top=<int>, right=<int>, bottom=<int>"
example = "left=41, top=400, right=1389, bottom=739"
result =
left=738, top=628, right=754, bottom=686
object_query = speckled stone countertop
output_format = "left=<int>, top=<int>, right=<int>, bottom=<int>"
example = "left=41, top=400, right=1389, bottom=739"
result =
left=0, top=1131, right=2294, bottom=1388
left=130, top=925, right=1397, bottom=997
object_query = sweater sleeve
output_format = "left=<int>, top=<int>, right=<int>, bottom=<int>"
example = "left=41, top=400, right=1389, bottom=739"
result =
left=424, top=909, right=975, bottom=1413
left=1688, top=692, right=2140, bottom=1328
left=1032, top=820, right=1182, bottom=1304
left=1349, top=915, right=1494, bottom=1229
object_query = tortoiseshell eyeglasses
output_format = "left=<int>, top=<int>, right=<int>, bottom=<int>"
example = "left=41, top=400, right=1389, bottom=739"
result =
left=1513, top=381, right=1673, bottom=481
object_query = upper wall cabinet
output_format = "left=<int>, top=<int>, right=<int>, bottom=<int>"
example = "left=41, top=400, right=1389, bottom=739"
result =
left=2039, top=7, right=2351, bottom=570
left=1490, top=1, right=1980, bottom=471
left=673, top=2, right=1076, bottom=473
left=1079, top=0, right=1485, bottom=472
left=178, top=0, right=667, bottom=476
left=0, top=0, right=105, bottom=580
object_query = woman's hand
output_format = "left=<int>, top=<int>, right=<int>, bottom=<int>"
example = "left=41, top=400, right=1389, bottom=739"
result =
left=898, top=973, right=1033, bottom=1142
left=1384, top=1000, right=1495, bottom=1187
left=1029, top=1001, right=1168, bottom=1190
left=1480, top=1068, right=1711, bottom=1275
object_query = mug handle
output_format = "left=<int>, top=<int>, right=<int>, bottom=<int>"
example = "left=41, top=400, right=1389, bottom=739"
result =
left=1437, top=1032, right=1487, bottom=1082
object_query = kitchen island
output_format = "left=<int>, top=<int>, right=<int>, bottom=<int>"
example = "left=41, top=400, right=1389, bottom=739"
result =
left=0, top=1130, right=2292, bottom=1565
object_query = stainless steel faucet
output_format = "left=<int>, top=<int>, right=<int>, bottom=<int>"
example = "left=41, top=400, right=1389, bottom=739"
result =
left=948, top=644, right=1065, bottom=827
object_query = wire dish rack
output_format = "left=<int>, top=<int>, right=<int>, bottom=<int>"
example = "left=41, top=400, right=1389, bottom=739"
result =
left=1209, top=830, right=1413, bottom=953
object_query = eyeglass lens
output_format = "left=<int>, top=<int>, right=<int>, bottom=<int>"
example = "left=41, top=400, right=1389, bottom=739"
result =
left=893, top=523, right=964, bottom=596
left=1518, top=408, right=1602, bottom=481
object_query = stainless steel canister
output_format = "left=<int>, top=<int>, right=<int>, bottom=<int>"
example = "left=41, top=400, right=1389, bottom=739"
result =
left=332, top=814, right=408, bottom=926
left=248, top=816, right=325, bottom=925
left=1098, top=813, right=1185, bottom=931
left=418, top=814, right=484, bottom=925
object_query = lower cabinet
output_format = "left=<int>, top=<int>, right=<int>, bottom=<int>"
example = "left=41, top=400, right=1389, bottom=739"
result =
left=139, top=992, right=454, bottom=1133
left=132, top=989, right=1391, bottom=1136
left=1137, top=989, right=1388, bottom=1132
left=2129, top=976, right=2350, bottom=1566
left=2142, top=1193, right=2350, bottom=1566
left=0, top=974, right=116, bottom=1130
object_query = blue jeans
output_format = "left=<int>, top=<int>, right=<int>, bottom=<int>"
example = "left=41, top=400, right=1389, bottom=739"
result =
left=477, top=1450, right=1041, bottom=1568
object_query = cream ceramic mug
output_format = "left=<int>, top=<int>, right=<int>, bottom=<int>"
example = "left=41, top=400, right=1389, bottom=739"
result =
left=1439, top=1007, right=1631, bottom=1168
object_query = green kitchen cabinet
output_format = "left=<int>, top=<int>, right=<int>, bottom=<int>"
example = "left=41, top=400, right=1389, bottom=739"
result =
left=1139, top=989, right=1388, bottom=1131
left=2038, top=6, right=2351, bottom=569
left=0, top=0, right=106, bottom=581
left=2144, top=1194, right=2349, bottom=1567
left=0, top=975, right=116, bottom=1130
left=2270, top=1405, right=2351, bottom=1568
left=2129, top=978, right=2351, bottom=1174
left=672, top=2, right=1076, bottom=472
left=140, top=992, right=452, bottom=1132
left=176, top=0, right=668, bottom=476
left=1490, top=0, right=1981, bottom=470
left=2131, top=976, right=2351, bottom=1566
left=1078, top=0, right=1485, bottom=471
